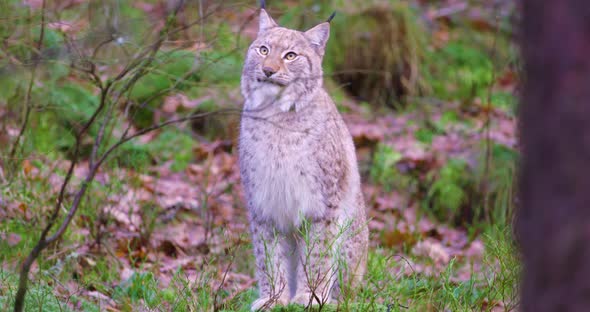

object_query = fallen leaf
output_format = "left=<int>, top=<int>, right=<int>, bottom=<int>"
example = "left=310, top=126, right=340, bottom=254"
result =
left=464, top=240, right=485, bottom=260
left=413, top=239, right=451, bottom=265
left=22, top=160, right=33, bottom=176
left=0, top=233, right=21, bottom=246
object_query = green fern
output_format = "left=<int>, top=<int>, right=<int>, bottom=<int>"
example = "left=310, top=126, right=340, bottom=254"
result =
left=370, top=143, right=403, bottom=192
left=426, top=158, right=469, bottom=222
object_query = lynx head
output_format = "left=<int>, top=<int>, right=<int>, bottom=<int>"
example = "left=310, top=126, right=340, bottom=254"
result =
left=241, top=7, right=331, bottom=111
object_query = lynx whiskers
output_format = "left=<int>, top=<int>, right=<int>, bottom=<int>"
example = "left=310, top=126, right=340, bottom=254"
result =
left=238, top=2, right=368, bottom=310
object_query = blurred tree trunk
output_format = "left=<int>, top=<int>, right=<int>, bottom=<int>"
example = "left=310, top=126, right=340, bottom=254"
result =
left=519, top=1, right=590, bottom=311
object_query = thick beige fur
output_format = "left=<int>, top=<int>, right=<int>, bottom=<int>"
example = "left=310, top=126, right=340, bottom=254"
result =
left=238, top=8, right=368, bottom=311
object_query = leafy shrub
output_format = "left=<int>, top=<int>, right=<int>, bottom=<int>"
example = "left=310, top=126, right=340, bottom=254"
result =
left=423, top=143, right=518, bottom=226
left=426, top=158, right=471, bottom=223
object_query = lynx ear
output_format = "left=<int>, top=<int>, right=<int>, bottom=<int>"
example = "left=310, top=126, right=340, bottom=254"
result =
left=304, top=22, right=330, bottom=57
left=259, top=9, right=278, bottom=36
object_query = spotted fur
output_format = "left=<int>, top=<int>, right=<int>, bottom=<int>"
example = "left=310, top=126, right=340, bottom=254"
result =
left=238, top=7, right=368, bottom=311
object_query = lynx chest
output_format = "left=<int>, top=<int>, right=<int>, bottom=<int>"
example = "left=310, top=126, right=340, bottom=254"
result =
left=238, top=113, right=326, bottom=232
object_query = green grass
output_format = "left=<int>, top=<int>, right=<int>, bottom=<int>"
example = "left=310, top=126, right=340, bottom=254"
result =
left=1, top=149, right=518, bottom=311
left=0, top=227, right=518, bottom=311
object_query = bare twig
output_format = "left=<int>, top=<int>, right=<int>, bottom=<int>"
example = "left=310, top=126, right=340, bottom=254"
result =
left=480, top=8, right=501, bottom=223
left=213, top=237, right=246, bottom=311
left=9, top=0, right=47, bottom=163
left=12, top=5, right=218, bottom=311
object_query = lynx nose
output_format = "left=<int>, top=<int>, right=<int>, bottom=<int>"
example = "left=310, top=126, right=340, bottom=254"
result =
left=262, top=67, right=276, bottom=77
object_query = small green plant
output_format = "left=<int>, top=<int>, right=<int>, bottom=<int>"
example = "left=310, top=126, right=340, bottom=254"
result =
left=477, top=143, right=518, bottom=225
left=114, top=272, right=160, bottom=308
left=424, top=142, right=517, bottom=226
left=370, top=143, right=416, bottom=192
left=426, top=158, right=471, bottom=223
left=482, top=226, right=519, bottom=310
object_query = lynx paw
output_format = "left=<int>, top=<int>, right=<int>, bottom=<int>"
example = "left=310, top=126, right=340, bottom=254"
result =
left=291, top=292, right=330, bottom=306
left=251, top=296, right=289, bottom=311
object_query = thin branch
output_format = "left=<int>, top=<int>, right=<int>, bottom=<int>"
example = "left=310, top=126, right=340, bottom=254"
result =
left=89, top=35, right=162, bottom=168
left=213, top=239, right=241, bottom=311
left=97, top=108, right=241, bottom=169
left=480, top=8, right=501, bottom=223
left=13, top=3, right=262, bottom=310
left=9, top=0, right=47, bottom=162
left=13, top=5, right=192, bottom=311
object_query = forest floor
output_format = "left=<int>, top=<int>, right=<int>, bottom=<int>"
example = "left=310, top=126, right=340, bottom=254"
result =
left=0, top=1, right=519, bottom=311
left=0, top=104, right=519, bottom=312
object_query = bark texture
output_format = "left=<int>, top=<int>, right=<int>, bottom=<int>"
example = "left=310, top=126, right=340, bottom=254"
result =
left=519, top=1, right=590, bottom=311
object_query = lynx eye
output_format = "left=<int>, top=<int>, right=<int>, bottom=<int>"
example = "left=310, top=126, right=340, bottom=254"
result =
left=259, top=46, right=269, bottom=55
left=284, top=52, right=297, bottom=60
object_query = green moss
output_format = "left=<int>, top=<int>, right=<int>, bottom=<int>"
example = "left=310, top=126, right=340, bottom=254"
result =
left=426, top=42, right=493, bottom=102
left=148, top=128, right=195, bottom=172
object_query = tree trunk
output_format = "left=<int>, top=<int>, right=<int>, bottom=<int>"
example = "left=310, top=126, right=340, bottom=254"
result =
left=519, top=1, right=590, bottom=311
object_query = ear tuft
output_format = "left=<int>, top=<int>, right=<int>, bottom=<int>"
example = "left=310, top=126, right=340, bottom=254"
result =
left=259, top=9, right=277, bottom=36
left=326, top=11, right=336, bottom=23
left=304, top=22, right=330, bottom=57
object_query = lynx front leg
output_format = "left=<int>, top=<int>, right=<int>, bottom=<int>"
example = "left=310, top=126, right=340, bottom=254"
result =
left=291, top=219, right=339, bottom=307
left=250, top=220, right=294, bottom=311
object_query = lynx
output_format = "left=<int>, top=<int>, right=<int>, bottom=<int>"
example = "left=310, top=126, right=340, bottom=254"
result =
left=238, top=3, right=368, bottom=310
